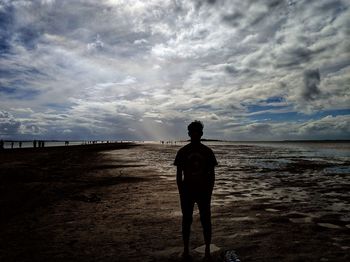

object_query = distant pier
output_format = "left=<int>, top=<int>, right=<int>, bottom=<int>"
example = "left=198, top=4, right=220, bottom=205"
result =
left=0, top=140, right=125, bottom=150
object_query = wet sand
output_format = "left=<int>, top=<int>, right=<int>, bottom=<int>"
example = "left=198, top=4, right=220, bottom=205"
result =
left=0, top=143, right=349, bottom=261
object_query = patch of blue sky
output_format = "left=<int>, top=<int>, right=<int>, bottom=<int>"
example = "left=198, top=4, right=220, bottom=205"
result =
left=243, top=96, right=287, bottom=112
left=249, top=109, right=350, bottom=122
left=0, top=86, right=17, bottom=94
left=193, top=104, right=213, bottom=110
left=15, top=27, right=42, bottom=50
left=12, top=89, right=40, bottom=100
left=0, top=4, right=14, bottom=54
left=242, top=96, right=289, bottom=113
left=0, top=68, right=48, bottom=80
left=246, top=104, right=287, bottom=112
left=0, top=69, right=19, bottom=78
left=0, top=39, right=12, bottom=55
left=249, top=111, right=303, bottom=122
left=314, top=109, right=350, bottom=118
left=0, top=85, right=40, bottom=99
left=45, top=103, right=72, bottom=112
left=264, top=96, right=285, bottom=103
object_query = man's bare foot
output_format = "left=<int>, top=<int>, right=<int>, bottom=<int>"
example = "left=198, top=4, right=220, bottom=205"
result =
left=181, top=252, right=192, bottom=261
left=203, top=245, right=212, bottom=261
left=205, top=245, right=211, bottom=257
left=203, top=253, right=213, bottom=262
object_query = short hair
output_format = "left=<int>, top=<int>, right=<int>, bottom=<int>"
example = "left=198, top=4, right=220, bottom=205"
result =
left=188, top=120, right=204, bottom=133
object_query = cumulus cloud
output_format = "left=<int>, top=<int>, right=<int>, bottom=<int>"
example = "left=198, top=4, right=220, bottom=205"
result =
left=0, top=111, right=21, bottom=136
left=297, top=115, right=350, bottom=139
left=218, top=115, right=350, bottom=141
left=86, top=34, right=104, bottom=52
left=0, top=0, right=349, bottom=140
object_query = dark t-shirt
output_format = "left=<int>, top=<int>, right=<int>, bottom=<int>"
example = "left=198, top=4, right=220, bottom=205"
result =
left=174, top=142, right=218, bottom=193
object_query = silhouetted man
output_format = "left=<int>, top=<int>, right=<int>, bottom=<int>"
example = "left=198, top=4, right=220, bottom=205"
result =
left=174, top=121, right=218, bottom=260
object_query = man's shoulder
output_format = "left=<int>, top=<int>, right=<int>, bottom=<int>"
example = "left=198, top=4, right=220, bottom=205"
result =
left=200, top=143, right=218, bottom=166
left=179, top=142, right=195, bottom=150
left=177, top=142, right=214, bottom=154
left=199, top=143, right=215, bottom=153
left=176, top=143, right=191, bottom=154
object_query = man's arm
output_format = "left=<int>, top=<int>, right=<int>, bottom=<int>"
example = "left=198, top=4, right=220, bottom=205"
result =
left=176, top=166, right=183, bottom=194
left=208, top=166, right=215, bottom=194
left=208, top=149, right=217, bottom=194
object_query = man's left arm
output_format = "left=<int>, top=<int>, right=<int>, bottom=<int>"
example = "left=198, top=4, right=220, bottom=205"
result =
left=176, top=166, right=184, bottom=195
left=208, top=149, right=218, bottom=194
left=208, top=166, right=215, bottom=194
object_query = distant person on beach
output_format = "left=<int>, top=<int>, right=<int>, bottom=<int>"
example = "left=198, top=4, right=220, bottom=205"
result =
left=174, top=121, right=218, bottom=260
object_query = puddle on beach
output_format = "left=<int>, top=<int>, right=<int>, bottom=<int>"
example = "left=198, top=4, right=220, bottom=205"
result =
left=324, top=166, right=350, bottom=174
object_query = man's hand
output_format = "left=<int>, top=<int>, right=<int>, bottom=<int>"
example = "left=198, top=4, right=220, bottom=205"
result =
left=208, top=166, right=215, bottom=194
left=176, top=166, right=183, bottom=194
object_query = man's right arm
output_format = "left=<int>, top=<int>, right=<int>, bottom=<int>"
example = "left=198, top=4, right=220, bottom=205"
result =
left=208, top=165, right=215, bottom=194
left=176, top=166, right=183, bottom=194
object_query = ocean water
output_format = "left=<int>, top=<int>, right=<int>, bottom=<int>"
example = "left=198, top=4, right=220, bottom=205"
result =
left=139, top=141, right=350, bottom=224
left=142, top=141, right=350, bottom=178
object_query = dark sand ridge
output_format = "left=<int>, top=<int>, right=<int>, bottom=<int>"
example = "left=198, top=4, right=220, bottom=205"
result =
left=0, top=143, right=349, bottom=261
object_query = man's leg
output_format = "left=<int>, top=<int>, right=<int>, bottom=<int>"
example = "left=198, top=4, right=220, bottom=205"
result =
left=180, top=192, right=195, bottom=256
left=198, top=196, right=212, bottom=257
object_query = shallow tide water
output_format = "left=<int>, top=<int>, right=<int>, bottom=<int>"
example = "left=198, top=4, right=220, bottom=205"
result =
left=138, top=141, right=350, bottom=230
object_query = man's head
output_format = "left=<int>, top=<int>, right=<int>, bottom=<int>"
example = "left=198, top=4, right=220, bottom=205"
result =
left=188, top=120, right=203, bottom=143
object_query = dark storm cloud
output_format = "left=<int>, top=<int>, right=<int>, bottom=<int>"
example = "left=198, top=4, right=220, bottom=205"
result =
left=222, top=11, right=243, bottom=27
left=224, top=65, right=239, bottom=74
left=220, top=0, right=288, bottom=42
left=275, top=46, right=313, bottom=68
left=302, top=69, right=321, bottom=101
left=314, top=0, right=347, bottom=17
left=224, top=65, right=261, bottom=78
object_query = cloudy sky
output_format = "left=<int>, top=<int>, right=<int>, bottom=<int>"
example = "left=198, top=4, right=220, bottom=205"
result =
left=0, top=0, right=349, bottom=141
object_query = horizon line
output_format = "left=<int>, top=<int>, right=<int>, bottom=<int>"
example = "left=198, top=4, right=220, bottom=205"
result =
left=1, top=139, right=350, bottom=143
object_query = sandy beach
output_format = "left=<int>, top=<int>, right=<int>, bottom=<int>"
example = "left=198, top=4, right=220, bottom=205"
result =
left=0, top=143, right=349, bottom=262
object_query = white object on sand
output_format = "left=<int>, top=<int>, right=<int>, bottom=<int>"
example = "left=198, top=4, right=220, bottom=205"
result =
left=317, top=223, right=342, bottom=229
left=265, top=208, right=280, bottom=212
left=194, top=244, right=220, bottom=254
